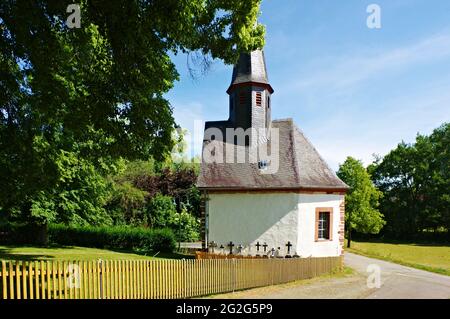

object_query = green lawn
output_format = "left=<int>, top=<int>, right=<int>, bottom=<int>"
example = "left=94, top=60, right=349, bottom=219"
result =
left=347, top=240, right=450, bottom=276
left=0, top=245, right=193, bottom=261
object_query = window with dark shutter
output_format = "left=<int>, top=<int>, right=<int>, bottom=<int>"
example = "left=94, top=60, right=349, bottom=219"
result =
left=256, top=92, right=262, bottom=106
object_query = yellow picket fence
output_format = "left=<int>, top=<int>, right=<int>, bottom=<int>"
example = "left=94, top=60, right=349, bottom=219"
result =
left=0, top=256, right=342, bottom=299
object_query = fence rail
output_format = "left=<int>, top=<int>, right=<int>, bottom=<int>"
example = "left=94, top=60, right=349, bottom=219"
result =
left=0, top=256, right=342, bottom=299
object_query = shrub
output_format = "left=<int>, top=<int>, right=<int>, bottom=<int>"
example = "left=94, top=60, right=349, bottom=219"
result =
left=146, top=193, right=177, bottom=228
left=171, top=208, right=200, bottom=242
left=48, top=224, right=176, bottom=253
left=145, top=194, right=200, bottom=241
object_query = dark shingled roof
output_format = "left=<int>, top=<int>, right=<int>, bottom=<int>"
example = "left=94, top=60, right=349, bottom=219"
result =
left=227, top=50, right=274, bottom=93
left=197, top=119, right=349, bottom=191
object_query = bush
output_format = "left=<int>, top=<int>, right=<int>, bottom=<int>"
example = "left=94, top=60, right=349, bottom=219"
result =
left=171, top=208, right=200, bottom=242
left=49, top=224, right=176, bottom=253
left=146, top=193, right=177, bottom=228
left=145, top=194, right=200, bottom=241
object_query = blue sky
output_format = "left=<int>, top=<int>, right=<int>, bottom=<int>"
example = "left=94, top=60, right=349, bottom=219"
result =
left=166, top=0, right=450, bottom=170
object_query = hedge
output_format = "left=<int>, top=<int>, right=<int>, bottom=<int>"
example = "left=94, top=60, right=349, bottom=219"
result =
left=49, top=224, right=176, bottom=253
left=0, top=223, right=176, bottom=254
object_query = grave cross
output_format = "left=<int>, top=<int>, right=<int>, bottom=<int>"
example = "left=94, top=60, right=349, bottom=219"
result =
left=219, top=245, right=224, bottom=254
left=286, top=241, right=293, bottom=255
left=227, top=241, right=235, bottom=255
left=209, top=241, right=218, bottom=253
left=262, top=242, right=268, bottom=253
left=255, top=242, right=261, bottom=253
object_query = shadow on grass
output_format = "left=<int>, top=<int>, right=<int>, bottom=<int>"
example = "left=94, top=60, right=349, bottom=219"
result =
left=0, top=247, right=56, bottom=261
left=0, top=244, right=195, bottom=261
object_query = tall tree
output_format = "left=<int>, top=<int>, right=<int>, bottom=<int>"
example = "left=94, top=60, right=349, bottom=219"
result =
left=0, top=0, right=265, bottom=233
left=337, top=157, right=385, bottom=248
left=370, top=123, right=449, bottom=239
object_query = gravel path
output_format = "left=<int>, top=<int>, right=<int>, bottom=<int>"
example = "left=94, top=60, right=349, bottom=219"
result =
left=210, top=252, right=450, bottom=299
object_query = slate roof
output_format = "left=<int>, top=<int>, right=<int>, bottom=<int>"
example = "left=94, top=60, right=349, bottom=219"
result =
left=228, top=50, right=273, bottom=93
left=197, top=119, right=349, bottom=191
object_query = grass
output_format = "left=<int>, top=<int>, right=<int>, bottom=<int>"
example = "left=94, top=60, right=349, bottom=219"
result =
left=0, top=245, right=193, bottom=261
left=346, top=239, right=450, bottom=276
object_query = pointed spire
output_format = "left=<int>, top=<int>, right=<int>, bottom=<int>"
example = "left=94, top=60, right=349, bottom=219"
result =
left=227, top=50, right=274, bottom=94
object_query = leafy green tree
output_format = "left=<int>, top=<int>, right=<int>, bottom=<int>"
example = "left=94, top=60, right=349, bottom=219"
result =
left=0, top=0, right=265, bottom=234
left=370, top=123, right=449, bottom=239
left=337, top=157, right=385, bottom=247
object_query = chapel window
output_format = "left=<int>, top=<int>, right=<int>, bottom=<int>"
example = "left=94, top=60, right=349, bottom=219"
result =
left=315, top=208, right=333, bottom=241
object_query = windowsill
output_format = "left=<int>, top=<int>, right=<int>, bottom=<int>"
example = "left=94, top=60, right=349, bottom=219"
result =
left=315, top=239, right=332, bottom=242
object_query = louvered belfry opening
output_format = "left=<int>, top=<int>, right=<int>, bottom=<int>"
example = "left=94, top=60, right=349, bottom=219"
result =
left=256, top=91, right=262, bottom=106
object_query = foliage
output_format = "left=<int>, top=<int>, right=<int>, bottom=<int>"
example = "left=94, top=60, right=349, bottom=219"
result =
left=0, top=0, right=264, bottom=227
left=170, top=207, right=200, bottom=242
left=146, top=193, right=178, bottom=229
left=337, top=157, right=385, bottom=237
left=369, top=123, right=450, bottom=238
left=106, top=181, right=147, bottom=226
left=49, top=223, right=176, bottom=253
left=144, top=193, right=200, bottom=241
left=6, top=148, right=117, bottom=227
left=134, top=165, right=200, bottom=213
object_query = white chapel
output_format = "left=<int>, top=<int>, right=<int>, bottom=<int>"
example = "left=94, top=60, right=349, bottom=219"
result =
left=197, top=50, right=348, bottom=258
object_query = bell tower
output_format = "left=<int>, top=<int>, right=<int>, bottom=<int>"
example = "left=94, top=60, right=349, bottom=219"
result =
left=227, top=50, right=274, bottom=135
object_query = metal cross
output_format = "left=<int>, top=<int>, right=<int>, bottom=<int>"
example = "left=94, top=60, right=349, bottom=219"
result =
left=262, top=242, right=268, bottom=253
left=286, top=241, right=293, bottom=255
left=255, top=242, right=261, bottom=252
left=227, top=241, right=235, bottom=255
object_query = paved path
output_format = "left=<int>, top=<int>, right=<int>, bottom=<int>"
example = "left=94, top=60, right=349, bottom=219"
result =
left=210, top=253, right=450, bottom=299
left=345, top=252, right=450, bottom=299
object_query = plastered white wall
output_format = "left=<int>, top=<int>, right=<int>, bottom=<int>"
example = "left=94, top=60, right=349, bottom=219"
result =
left=207, top=192, right=344, bottom=257
left=297, top=194, right=344, bottom=257
left=207, top=193, right=299, bottom=255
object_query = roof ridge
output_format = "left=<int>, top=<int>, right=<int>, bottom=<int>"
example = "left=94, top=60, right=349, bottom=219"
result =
left=272, top=118, right=293, bottom=123
left=288, top=120, right=301, bottom=185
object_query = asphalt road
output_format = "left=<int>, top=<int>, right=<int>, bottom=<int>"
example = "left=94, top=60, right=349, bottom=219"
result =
left=344, top=252, right=450, bottom=299
left=211, top=252, right=450, bottom=299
